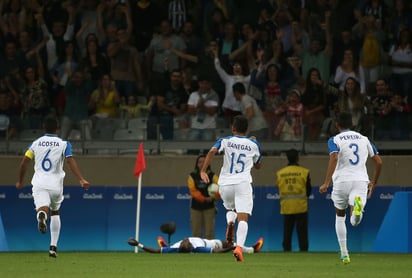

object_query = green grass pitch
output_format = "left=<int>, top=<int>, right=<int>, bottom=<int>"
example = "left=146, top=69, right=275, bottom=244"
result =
left=1, top=251, right=411, bottom=278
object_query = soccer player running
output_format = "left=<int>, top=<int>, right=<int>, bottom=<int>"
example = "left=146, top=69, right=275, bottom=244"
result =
left=319, top=112, right=382, bottom=264
left=200, top=115, right=263, bottom=262
left=16, top=116, right=90, bottom=257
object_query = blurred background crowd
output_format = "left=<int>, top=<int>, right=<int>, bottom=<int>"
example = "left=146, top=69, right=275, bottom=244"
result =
left=0, top=0, right=411, bottom=143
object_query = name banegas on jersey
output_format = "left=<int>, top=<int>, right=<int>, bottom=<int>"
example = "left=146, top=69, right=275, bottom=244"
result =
left=227, top=141, right=252, bottom=151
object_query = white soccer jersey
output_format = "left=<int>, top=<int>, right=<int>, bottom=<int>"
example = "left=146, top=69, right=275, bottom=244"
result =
left=171, top=237, right=223, bottom=249
left=213, top=135, right=262, bottom=185
left=328, top=130, right=378, bottom=184
left=26, top=134, right=72, bottom=190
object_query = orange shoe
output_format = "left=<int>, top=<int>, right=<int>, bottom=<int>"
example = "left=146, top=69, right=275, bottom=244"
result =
left=226, top=222, right=235, bottom=246
left=157, top=236, right=168, bottom=247
left=233, top=246, right=243, bottom=262
left=253, top=237, right=264, bottom=253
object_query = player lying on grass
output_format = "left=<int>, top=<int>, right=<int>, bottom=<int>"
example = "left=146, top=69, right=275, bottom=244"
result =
left=127, top=236, right=264, bottom=254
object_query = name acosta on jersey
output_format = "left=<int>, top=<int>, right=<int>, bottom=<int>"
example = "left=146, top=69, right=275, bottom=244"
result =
left=38, top=141, right=60, bottom=147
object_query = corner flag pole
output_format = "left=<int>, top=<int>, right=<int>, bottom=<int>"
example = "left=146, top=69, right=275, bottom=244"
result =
left=133, top=143, right=146, bottom=253
left=135, top=174, right=142, bottom=253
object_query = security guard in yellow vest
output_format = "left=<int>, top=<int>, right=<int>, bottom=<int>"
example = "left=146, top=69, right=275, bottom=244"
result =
left=276, top=149, right=311, bottom=251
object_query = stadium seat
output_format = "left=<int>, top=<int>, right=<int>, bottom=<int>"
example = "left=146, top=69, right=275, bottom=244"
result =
left=0, top=115, right=10, bottom=140
left=113, top=128, right=146, bottom=141
left=127, top=117, right=148, bottom=130
left=19, top=129, right=43, bottom=140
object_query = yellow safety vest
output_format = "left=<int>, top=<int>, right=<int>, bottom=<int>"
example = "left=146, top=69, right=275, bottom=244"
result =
left=276, top=165, right=309, bottom=215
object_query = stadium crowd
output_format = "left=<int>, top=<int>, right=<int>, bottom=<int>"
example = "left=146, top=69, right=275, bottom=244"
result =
left=0, top=0, right=411, bottom=142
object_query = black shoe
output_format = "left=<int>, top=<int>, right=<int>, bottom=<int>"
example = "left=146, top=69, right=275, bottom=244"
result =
left=38, top=211, right=47, bottom=234
left=49, top=245, right=57, bottom=258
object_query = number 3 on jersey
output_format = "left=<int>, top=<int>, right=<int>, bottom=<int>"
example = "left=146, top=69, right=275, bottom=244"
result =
left=230, top=152, right=246, bottom=173
left=349, top=143, right=359, bottom=165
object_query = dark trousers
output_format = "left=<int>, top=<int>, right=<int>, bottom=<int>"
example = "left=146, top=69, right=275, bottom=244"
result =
left=282, top=212, right=308, bottom=251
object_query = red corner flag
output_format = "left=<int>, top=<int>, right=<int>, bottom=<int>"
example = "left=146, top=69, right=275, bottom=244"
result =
left=134, top=143, right=146, bottom=179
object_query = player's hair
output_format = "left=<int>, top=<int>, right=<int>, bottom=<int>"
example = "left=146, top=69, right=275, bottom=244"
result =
left=232, top=115, right=248, bottom=134
left=337, top=112, right=353, bottom=129
left=44, top=116, right=59, bottom=133
left=286, top=149, right=299, bottom=164
left=232, top=82, right=246, bottom=95
left=178, top=238, right=192, bottom=253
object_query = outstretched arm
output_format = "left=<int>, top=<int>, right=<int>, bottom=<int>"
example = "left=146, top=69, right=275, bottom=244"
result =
left=66, top=157, right=90, bottom=190
left=200, top=147, right=218, bottom=183
left=16, top=156, right=31, bottom=190
left=127, top=238, right=161, bottom=253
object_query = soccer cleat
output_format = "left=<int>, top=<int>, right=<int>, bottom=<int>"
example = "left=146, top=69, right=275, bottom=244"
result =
left=157, top=236, right=168, bottom=247
left=253, top=237, right=264, bottom=253
left=127, top=238, right=139, bottom=246
left=37, top=211, right=47, bottom=234
left=354, top=196, right=363, bottom=217
left=226, top=222, right=235, bottom=246
left=233, top=246, right=243, bottom=262
left=341, top=255, right=350, bottom=264
left=49, top=245, right=57, bottom=258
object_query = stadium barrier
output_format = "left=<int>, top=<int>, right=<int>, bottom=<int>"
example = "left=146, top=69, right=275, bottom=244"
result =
left=1, top=185, right=410, bottom=252
left=372, top=191, right=412, bottom=253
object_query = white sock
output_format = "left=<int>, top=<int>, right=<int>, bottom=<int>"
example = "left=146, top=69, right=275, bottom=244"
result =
left=242, top=246, right=254, bottom=254
left=226, top=210, right=237, bottom=224
left=236, top=221, right=248, bottom=247
left=350, top=211, right=363, bottom=226
left=50, top=215, right=61, bottom=247
left=335, top=215, right=348, bottom=256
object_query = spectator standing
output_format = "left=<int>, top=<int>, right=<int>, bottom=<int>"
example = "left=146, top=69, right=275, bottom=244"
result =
left=276, top=148, right=312, bottom=252
left=187, top=75, right=219, bottom=141
left=212, top=46, right=250, bottom=126
left=59, top=70, right=94, bottom=140
left=21, top=54, right=50, bottom=129
left=145, top=19, right=187, bottom=91
left=188, top=154, right=220, bottom=239
left=107, top=28, right=143, bottom=101
left=78, top=36, right=111, bottom=84
left=336, top=77, right=371, bottom=136
left=333, top=48, right=366, bottom=94
left=388, top=28, right=412, bottom=105
left=88, top=74, right=120, bottom=119
left=369, top=78, right=393, bottom=140
left=274, top=89, right=304, bottom=141
left=232, top=82, right=268, bottom=140
left=147, top=69, right=188, bottom=140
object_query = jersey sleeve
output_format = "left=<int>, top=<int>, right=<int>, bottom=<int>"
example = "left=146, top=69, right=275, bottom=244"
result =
left=193, top=247, right=213, bottom=253
left=64, top=141, right=73, bottom=157
left=327, top=137, right=338, bottom=154
left=160, top=247, right=180, bottom=253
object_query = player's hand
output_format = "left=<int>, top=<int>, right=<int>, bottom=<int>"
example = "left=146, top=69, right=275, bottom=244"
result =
left=15, top=181, right=24, bottom=190
left=80, top=179, right=90, bottom=190
left=367, top=182, right=375, bottom=199
left=319, top=184, right=328, bottom=194
left=200, top=171, right=210, bottom=183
